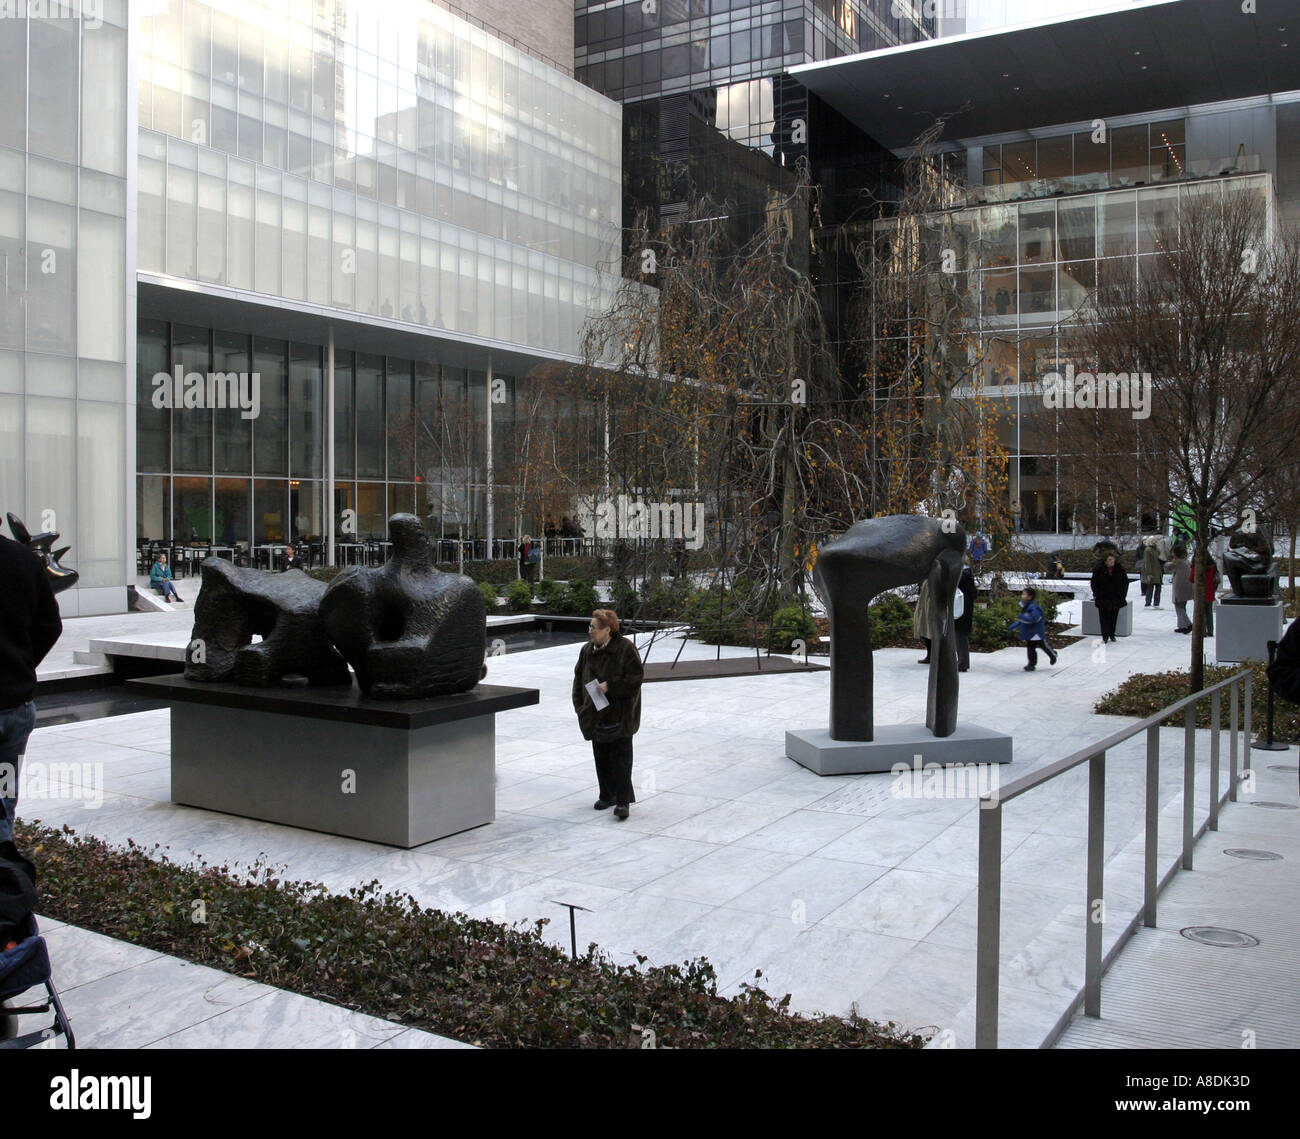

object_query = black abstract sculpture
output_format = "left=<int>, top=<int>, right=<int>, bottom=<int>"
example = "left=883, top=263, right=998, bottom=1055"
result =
left=1222, top=529, right=1280, bottom=603
left=813, top=515, right=966, bottom=741
left=184, top=558, right=350, bottom=687
left=6, top=512, right=78, bottom=593
left=320, top=513, right=486, bottom=699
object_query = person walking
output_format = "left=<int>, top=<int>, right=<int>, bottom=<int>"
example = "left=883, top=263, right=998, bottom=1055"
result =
left=1011, top=499, right=1023, bottom=534
left=281, top=544, right=303, bottom=572
left=968, top=532, right=988, bottom=571
left=1090, top=551, right=1129, bottom=643
left=1009, top=587, right=1057, bottom=671
left=914, top=577, right=934, bottom=664
left=572, top=609, right=643, bottom=820
left=149, top=552, right=182, bottom=602
left=517, top=536, right=534, bottom=584
left=1170, top=545, right=1193, bottom=633
left=955, top=559, right=976, bottom=672
left=1141, top=536, right=1163, bottom=607
left=1191, top=558, right=1218, bottom=636
left=0, top=533, right=63, bottom=846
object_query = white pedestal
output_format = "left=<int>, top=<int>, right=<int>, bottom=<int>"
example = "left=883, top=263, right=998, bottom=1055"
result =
left=1081, top=601, right=1132, bottom=637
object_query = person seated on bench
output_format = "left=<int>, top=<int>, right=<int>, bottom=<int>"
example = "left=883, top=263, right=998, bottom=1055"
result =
left=150, top=553, right=182, bottom=603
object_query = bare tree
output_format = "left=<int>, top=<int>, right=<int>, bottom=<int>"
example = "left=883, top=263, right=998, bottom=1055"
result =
left=1064, top=184, right=1300, bottom=690
left=853, top=121, right=1015, bottom=544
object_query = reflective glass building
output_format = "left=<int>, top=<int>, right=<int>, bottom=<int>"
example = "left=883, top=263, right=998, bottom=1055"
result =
left=1, top=0, right=620, bottom=615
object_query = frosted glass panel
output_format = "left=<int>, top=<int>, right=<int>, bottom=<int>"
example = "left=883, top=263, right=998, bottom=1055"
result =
left=82, top=23, right=128, bottom=177
left=29, top=19, right=78, bottom=163
left=25, top=397, right=77, bottom=557
left=77, top=399, right=126, bottom=587
left=78, top=212, right=126, bottom=363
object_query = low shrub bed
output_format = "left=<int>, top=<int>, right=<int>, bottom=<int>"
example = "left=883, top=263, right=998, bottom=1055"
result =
left=17, top=822, right=923, bottom=1050
left=1095, top=663, right=1300, bottom=734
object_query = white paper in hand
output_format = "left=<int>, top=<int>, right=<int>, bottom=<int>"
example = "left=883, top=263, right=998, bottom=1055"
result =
left=585, top=679, right=610, bottom=710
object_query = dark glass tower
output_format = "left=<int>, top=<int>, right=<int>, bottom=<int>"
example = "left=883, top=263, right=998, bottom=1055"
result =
left=576, top=1, right=932, bottom=384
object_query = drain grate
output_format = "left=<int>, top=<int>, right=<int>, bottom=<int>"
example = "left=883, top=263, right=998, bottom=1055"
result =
left=1180, top=926, right=1260, bottom=948
left=1224, top=848, right=1283, bottom=861
left=1250, top=801, right=1298, bottom=810
left=1266, top=764, right=1299, bottom=773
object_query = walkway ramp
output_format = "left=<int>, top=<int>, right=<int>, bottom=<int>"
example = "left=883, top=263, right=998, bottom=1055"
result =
left=1055, top=757, right=1300, bottom=1048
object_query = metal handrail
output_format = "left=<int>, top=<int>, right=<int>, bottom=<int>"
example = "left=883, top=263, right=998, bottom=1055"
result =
left=975, top=666, right=1254, bottom=1048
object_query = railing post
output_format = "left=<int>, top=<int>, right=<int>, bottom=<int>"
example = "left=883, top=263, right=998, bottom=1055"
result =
left=1209, top=687, right=1222, bottom=829
left=1243, top=672, right=1253, bottom=780
left=1182, top=705, right=1195, bottom=870
left=1085, top=751, right=1106, bottom=1018
left=1144, top=725, right=1159, bottom=928
left=975, top=798, right=1003, bottom=1049
left=1229, top=679, right=1239, bottom=803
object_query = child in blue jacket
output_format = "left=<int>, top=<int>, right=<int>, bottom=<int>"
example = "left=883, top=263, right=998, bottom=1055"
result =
left=1009, top=587, right=1057, bottom=671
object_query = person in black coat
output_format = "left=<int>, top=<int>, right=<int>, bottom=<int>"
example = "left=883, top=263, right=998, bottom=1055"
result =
left=281, top=544, right=304, bottom=572
left=1267, top=616, right=1300, bottom=706
left=955, top=560, right=976, bottom=672
left=1090, top=552, right=1130, bottom=643
left=1267, top=616, right=1300, bottom=785
left=0, top=535, right=63, bottom=845
left=572, top=609, right=644, bottom=820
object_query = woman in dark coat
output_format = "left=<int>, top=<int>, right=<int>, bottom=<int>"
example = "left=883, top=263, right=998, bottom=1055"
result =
left=1090, top=552, right=1129, bottom=643
left=955, top=560, right=976, bottom=672
left=572, top=609, right=643, bottom=820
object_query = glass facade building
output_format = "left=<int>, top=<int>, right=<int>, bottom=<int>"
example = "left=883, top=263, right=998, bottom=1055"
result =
left=1, top=1, right=620, bottom=615
left=0, top=1, right=132, bottom=615
left=875, top=171, right=1276, bottom=534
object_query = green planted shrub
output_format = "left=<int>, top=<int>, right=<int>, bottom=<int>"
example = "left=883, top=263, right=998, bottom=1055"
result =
left=541, top=555, right=600, bottom=581
left=534, top=578, right=562, bottom=607
left=505, top=579, right=534, bottom=613
left=558, top=579, right=600, bottom=617
left=640, top=576, right=693, bottom=620
left=768, top=606, right=817, bottom=652
left=479, top=581, right=502, bottom=611
left=611, top=579, right=639, bottom=617
left=689, top=588, right=752, bottom=645
left=1096, top=663, right=1300, bottom=734
left=438, top=559, right=516, bottom=585
left=16, top=821, right=923, bottom=1050
left=970, top=596, right=1021, bottom=652
left=867, top=593, right=915, bottom=649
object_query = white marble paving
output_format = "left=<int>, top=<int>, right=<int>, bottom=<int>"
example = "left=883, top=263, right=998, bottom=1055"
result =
left=16, top=921, right=463, bottom=1049
left=20, top=602, right=1289, bottom=1047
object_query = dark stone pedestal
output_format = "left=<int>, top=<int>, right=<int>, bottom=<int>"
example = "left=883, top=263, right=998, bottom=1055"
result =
left=128, top=676, right=539, bottom=847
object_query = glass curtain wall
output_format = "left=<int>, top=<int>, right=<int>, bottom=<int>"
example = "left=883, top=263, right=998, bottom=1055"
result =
left=137, top=0, right=621, bottom=359
left=136, top=319, right=603, bottom=560
left=871, top=174, right=1272, bottom=532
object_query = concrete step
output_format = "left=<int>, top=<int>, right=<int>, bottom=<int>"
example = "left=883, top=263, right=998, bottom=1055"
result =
left=72, top=650, right=109, bottom=666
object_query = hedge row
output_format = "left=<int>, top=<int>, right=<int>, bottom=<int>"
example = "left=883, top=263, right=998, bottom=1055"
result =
left=18, top=822, right=924, bottom=1050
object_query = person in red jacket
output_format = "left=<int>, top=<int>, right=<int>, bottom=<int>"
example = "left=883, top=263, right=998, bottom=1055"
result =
left=1190, top=558, right=1218, bottom=636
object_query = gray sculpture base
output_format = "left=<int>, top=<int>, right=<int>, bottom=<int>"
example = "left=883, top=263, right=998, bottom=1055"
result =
left=1080, top=600, right=1132, bottom=637
left=128, top=676, right=539, bottom=847
left=1215, top=600, right=1284, bottom=664
left=785, top=723, right=1013, bottom=776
